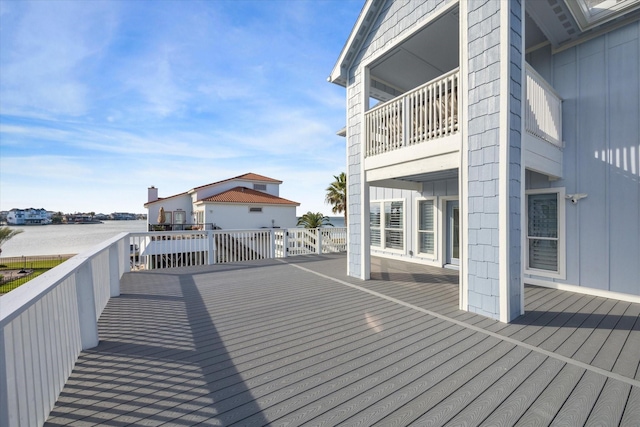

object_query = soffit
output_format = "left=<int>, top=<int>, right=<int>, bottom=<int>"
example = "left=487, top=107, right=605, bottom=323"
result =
left=368, top=7, right=459, bottom=93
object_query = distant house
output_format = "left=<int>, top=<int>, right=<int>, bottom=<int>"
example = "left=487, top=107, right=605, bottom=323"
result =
left=6, top=208, right=50, bottom=225
left=330, top=0, right=640, bottom=322
left=144, top=173, right=300, bottom=231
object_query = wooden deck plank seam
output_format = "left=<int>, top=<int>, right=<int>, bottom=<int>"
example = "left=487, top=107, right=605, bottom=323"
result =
left=282, top=260, right=640, bottom=388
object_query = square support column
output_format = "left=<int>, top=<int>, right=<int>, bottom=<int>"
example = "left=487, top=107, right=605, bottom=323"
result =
left=462, top=0, right=524, bottom=322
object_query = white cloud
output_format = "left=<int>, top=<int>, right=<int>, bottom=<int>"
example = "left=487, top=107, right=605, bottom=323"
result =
left=0, top=0, right=118, bottom=117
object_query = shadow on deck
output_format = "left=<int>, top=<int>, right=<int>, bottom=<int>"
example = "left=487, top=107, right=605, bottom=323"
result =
left=45, top=254, right=640, bottom=426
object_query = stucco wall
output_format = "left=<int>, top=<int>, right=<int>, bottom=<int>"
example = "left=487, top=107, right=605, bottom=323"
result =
left=205, top=204, right=297, bottom=230
left=526, top=21, right=640, bottom=296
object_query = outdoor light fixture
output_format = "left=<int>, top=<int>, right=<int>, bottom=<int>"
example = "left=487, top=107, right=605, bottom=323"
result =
left=566, top=193, right=588, bottom=204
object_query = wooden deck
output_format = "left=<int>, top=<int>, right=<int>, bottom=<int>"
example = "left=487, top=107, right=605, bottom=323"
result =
left=45, top=254, right=640, bottom=426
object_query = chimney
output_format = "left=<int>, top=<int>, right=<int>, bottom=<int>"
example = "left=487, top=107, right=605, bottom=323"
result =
left=148, top=186, right=158, bottom=203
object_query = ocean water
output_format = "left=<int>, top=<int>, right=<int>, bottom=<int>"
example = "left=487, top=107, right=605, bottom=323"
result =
left=1, top=217, right=347, bottom=257
left=0, top=221, right=147, bottom=257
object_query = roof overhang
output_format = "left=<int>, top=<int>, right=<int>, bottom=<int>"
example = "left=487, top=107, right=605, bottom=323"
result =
left=328, top=0, right=385, bottom=87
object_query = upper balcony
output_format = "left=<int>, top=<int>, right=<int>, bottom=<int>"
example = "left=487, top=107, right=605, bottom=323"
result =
left=363, top=62, right=563, bottom=181
left=358, top=5, right=563, bottom=183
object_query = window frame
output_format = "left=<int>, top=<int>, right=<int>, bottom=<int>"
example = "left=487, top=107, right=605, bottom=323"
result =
left=524, top=187, right=566, bottom=280
left=415, top=197, right=437, bottom=257
left=370, top=199, right=405, bottom=253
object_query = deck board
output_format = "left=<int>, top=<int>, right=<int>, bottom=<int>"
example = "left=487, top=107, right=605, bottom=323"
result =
left=44, top=254, right=640, bottom=426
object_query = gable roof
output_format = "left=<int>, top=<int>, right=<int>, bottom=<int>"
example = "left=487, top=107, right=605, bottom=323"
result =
left=199, top=187, right=299, bottom=206
left=144, top=173, right=283, bottom=207
left=329, top=0, right=385, bottom=87
left=192, top=173, right=282, bottom=191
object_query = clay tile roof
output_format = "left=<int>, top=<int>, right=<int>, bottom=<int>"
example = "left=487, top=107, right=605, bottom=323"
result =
left=193, top=172, right=282, bottom=191
left=201, top=187, right=299, bottom=206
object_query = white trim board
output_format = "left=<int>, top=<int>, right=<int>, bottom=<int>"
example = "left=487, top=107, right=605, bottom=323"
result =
left=524, top=277, right=640, bottom=304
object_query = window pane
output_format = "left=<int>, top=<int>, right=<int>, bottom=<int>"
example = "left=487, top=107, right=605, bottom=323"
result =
left=370, top=204, right=381, bottom=227
left=174, top=211, right=186, bottom=224
left=371, top=229, right=381, bottom=247
left=419, top=231, right=434, bottom=254
left=529, top=239, right=558, bottom=271
left=528, top=194, right=557, bottom=238
left=385, top=230, right=403, bottom=249
left=370, top=203, right=381, bottom=247
left=419, top=200, right=434, bottom=231
left=385, top=201, right=403, bottom=229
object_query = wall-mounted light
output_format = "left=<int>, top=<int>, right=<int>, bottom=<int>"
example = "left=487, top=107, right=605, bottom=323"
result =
left=566, top=193, right=588, bottom=204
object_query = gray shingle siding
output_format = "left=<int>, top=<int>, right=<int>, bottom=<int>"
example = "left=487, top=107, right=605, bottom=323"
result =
left=345, top=0, right=449, bottom=279
left=466, top=0, right=522, bottom=320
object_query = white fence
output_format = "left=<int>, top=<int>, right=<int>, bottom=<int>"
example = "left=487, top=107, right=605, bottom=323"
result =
left=525, top=63, right=563, bottom=147
left=1, top=227, right=346, bottom=426
left=129, top=227, right=347, bottom=270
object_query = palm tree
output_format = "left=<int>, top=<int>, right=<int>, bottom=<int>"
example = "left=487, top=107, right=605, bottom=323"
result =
left=0, top=226, right=23, bottom=255
left=325, top=172, right=347, bottom=226
left=297, top=212, right=333, bottom=228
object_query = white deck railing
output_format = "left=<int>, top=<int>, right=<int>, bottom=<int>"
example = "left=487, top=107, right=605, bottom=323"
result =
left=525, top=63, right=563, bottom=147
left=365, top=68, right=459, bottom=158
left=1, top=227, right=345, bottom=426
left=1, top=233, right=129, bottom=427
left=129, top=227, right=347, bottom=270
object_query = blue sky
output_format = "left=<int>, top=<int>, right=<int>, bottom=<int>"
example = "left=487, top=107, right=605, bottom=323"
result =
left=0, top=0, right=361, bottom=215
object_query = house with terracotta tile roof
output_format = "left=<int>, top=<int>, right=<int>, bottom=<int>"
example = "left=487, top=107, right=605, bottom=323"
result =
left=144, top=173, right=300, bottom=230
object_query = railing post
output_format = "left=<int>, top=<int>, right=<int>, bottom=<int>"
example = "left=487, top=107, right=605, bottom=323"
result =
left=403, top=95, right=410, bottom=147
left=207, top=231, right=215, bottom=265
left=109, top=244, right=120, bottom=297
left=75, top=262, right=99, bottom=350
left=317, top=228, right=322, bottom=254
left=283, top=231, right=289, bottom=258
left=270, top=229, right=276, bottom=259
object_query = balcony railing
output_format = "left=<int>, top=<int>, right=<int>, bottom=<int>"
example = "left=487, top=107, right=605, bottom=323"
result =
left=364, top=64, right=562, bottom=159
left=1, top=227, right=346, bottom=426
left=365, top=68, right=459, bottom=158
left=129, top=227, right=347, bottom=270
left=525, top=63, right=562, bottom=147
left=147, top=222, right=215, bottom=231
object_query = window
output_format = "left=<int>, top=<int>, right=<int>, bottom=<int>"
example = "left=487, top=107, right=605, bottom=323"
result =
left=196, top=211, right=204, bottom=224
left=370, top=203, right=381, bottom=247
left=370, top=200, right=404, bottom=251
left=249, top=207, right=263, bottom=213
left=526, top=189, right=565, bottom=278
left=174, top=210, right=186, bottom=224
left=253, top=184, right=267, bottom=191
left=384, top=201, right=404, bottom=250
left=418, top=199, right=435, bottom=255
